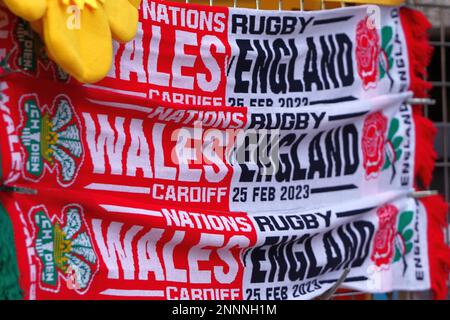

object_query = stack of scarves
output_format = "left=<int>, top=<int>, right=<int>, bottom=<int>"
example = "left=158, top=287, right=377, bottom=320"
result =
left=0, top=0, right=449, bottom=300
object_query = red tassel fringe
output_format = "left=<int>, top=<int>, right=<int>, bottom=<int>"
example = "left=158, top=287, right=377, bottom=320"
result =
left=400, top=7, right=434, bottom=101
left=414, top=114, right=437, bottom=188
left=401, top=7, right=450, bottom=299
left=420, top=196, right=450, bottom=299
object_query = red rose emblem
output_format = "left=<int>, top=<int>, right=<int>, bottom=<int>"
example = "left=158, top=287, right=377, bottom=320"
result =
left=371, top=204, right=399, bottom=267
left=362, top=112, right=387, bottom=179
left=356, top=17, right=381, bottom=90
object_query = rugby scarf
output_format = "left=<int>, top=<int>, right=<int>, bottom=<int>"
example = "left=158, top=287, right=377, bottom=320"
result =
left=0, top=75, right=445, bottom=300
left=0, top=1, right=449, bottom=300
left=0, top=1, right=429, bottom=105
left=0, top=184, right=433, bottom=300
left=0, top=78, right=416, bottom=212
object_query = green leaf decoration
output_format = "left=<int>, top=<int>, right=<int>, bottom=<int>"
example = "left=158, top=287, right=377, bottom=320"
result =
left=382, top=155, right=391, bottom=170
left=385, top=45, right=394, bottom=72
left=405, top=242, right=413, bottom=255
left=392, top=136, right=403, bottom=150
left=382, top=26, right=394, bottom=48
left=386, top=44, right=393, bottom=59
left=403, top=229, right=413, bottom=242
left=398, top=211, right=414, bottom=233
left=380, top=63, right=386, bottom=79
left=388, top=119, right=400, bottom=140
left=393, top=247, right=402, bottom=262
left=396, top=149, right=402, bottom=161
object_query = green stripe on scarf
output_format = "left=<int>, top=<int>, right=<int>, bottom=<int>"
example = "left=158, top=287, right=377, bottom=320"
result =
left=0, top=202, right=22, bottom=300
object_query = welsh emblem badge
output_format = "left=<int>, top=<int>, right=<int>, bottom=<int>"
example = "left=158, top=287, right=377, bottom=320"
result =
left=31, top=204, right=97, bottom=293
left=19, top=94, right=83, bottom=186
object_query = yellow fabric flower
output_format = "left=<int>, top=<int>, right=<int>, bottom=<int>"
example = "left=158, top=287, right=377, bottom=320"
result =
left=3, top=0, right=141, bottom=83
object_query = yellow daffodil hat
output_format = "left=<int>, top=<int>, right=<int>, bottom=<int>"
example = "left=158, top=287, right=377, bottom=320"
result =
left=2, top=0, right=141, bottom=83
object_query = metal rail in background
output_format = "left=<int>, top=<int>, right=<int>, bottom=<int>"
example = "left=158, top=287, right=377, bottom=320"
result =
left=174, top=0, right=450, bottom=300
